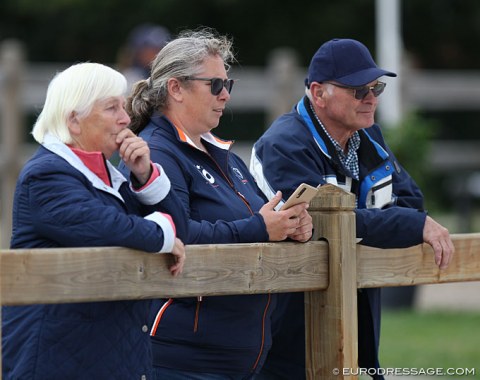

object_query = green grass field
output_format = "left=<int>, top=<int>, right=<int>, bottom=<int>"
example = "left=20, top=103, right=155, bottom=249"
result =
left=378, top=310, right=480, bottom=375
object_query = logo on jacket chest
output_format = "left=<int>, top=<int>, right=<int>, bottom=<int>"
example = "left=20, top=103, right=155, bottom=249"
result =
left=195, top=165, right=217, bottom=186
left=194, top=164, right=249, bottom=187
left=232, top=167, right=248, bottom=184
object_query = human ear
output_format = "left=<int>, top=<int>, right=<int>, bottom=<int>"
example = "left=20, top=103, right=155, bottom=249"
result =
left=67, top=111, right=81, bottom=136
left=311, top=82, right=324, bottom=99
left=310, top=83, right=327, bottom=108
left=167, top=78, right=183, bottom=102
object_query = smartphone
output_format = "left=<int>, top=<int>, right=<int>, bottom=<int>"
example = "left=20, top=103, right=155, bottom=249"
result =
left=280, top=183, right=320, bottom=210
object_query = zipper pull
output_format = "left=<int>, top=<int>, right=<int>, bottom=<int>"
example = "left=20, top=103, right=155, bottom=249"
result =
left=236, top=191, right=248, bottom=204
left=197, top=296, right=203, bottom=302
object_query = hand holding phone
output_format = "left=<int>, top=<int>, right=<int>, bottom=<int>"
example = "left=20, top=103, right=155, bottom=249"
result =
left=280, top=183, right=321, bottom=211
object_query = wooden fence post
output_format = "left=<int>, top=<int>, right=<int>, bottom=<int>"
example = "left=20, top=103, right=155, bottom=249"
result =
left=0, top=40, right=25, bottom=249
left=305, top=184, right=358, bottom=379
left=0, top=39, right=25, bottom=377
left=265, top=48, right=302, bottom=126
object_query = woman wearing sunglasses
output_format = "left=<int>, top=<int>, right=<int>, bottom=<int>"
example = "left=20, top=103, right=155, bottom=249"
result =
left=120, top=28, right=313, bottom=380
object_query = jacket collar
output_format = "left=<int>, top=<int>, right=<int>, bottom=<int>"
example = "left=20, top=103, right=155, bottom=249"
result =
left=296, top=96, right=389, bottom=163
left=42, top=133, right=127, bottom=201
left=69, top=147, right=111, bottom=187
left=152, top=113, right=233, bottom=151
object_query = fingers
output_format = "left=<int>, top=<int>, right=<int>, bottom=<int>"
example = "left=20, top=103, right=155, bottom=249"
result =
left=117, top=132, right=151, bottom=182
left=169, top=238, right=186, bottom=277
left=288, top=226, right=312, bottom=242
left=266, top=191, right=283, bottom=210
left=443, top=238, right=455, bottom=268
left=261, top=200, right=312, bottom=242
left=431, top=239, right=454, bottom=270
left=118, top=136, right=149, bottom=164
left=423, top=216, right=455, bottom=270
left=437, top=237, right=454, bottom=270
left=283, top=202, right=309, bottom=218
left=276, top=216, right=300, bottom=240
left=288, top=209, right=313, bottom=242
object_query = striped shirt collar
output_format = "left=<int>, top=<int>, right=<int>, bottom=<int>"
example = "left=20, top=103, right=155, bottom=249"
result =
left=309, top=102, right=361, bottom=180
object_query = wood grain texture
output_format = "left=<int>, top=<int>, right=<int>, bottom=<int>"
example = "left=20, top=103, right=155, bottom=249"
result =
left=306, top=185, right=358, bottom=380
left=357, top=233, right=480, bottom=288
left=0, top=242, right=328, bottom=306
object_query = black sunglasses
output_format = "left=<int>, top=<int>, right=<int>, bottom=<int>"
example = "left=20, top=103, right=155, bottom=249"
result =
left=184, top=76, right=234, bottom=96
left=325, top=81, right=386, bottom=100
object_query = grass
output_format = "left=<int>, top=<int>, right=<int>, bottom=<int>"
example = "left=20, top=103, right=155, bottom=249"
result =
left=378, top=309, right=480, bottom=372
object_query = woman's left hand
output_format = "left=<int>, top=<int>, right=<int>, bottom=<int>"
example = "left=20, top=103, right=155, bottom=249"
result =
left=288, top=208, right=313, bottom=242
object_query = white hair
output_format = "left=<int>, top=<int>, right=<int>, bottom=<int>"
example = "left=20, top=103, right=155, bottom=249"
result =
left=305, top=82, right=334, bottom=101
left=32, top=62, right=127, bottom=144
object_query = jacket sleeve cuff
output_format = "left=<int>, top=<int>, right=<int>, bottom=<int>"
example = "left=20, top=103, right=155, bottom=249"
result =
left=250, top=212, right=270, bottom=242
left=144, top=212, right=176, bottom=253
left=131, top=163, right=171, bottom=205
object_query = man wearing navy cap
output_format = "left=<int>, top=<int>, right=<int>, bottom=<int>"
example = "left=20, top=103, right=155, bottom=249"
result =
left=250, top=38, right=454, bottom=379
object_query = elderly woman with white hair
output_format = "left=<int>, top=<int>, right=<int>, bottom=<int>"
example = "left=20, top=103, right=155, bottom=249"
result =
left=2, top=62, right=186, bottom=380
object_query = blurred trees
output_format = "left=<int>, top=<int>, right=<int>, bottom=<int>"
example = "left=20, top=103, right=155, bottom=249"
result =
left=2, top=0, right=480, bottom=70
left=1, top=0, right=378, bottom=66
left=3, top=0, right=480, bottom=144
left=3, top=0, right=480, bottom=218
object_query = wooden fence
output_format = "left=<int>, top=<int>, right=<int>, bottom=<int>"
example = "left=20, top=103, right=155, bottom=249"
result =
left=1, top=185, right=480, bottom=379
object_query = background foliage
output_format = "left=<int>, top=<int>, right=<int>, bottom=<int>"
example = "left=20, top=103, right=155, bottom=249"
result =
left=2, top=0, right=480, bottom=70
left=3, top=0, right=480, bottom=220
left=3, top=0, right=480, bottom=139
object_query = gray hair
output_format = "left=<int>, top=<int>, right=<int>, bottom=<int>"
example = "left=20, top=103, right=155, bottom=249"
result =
left=128, top=28, right=235, bottom=133
left=32, top=62, right=127, bottom=144
left=305, top=82, right=334, bottom=101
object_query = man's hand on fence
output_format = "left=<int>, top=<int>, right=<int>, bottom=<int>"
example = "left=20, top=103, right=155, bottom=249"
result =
left=423, top=216, right=454, bottom=270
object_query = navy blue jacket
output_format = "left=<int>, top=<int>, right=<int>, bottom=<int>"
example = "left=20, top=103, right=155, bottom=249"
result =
left=250, top=97, right=427, bottom=379
left=119, top=114, right=275, bottom=375
left=3, top=134, right=186, bottom=380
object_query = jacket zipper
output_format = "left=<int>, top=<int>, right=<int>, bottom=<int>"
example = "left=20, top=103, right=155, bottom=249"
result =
left=191, top=152, right=255, bottom=336
left=251, top=293, right=272, bottom=371
left=194, top=296, right=202, bottom=332
left=208, top=151, right=254, bottom=215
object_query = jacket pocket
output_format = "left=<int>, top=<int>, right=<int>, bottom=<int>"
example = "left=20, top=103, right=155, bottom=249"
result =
left=150, top=298, right=173, bottom=336
left=367, top=177, right=392, bottom=209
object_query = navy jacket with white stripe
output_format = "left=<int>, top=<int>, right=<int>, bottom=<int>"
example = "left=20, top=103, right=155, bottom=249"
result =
left=3, top=134, right=186, bottom=380
left=250, top=96, right=427, bottom=379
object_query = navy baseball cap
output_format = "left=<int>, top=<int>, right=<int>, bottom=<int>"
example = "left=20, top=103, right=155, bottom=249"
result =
left=305, top=38, right=397, bottom=87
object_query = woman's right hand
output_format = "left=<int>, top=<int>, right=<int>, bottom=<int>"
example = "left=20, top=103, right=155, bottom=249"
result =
left=168, top=238, right=186, bottom=276
left=259, top=191, right=310, bottom=241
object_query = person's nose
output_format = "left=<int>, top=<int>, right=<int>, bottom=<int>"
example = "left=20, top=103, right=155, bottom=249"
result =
left=218, top=86, right=231, bottom=101
left=119, top=108, right=131, bottom=126
left=362, top=89, right=377, bottom=103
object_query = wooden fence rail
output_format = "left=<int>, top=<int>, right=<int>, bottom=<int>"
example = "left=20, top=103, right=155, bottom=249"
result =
left=1, top=186, right=480, bottom=379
